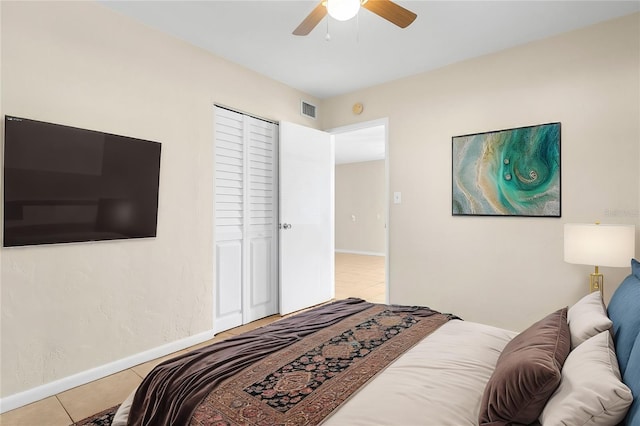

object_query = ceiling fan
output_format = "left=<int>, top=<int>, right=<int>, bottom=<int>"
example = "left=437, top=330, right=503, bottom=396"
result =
left=293, top=0, right=417, bottom=36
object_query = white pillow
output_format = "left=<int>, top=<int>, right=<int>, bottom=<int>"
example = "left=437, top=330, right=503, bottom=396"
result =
left=567, top=291, right=612, bottom=350
left=539, top=331, right=633, bottom=426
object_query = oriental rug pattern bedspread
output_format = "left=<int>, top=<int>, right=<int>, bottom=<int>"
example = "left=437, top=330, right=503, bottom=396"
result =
left=127, top=299, right=456, bottom=426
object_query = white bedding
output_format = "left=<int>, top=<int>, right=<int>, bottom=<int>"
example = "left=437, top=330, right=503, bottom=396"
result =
left=115, top=319, right=515, bottom=425
left=322, top=319, right=516, bottom=425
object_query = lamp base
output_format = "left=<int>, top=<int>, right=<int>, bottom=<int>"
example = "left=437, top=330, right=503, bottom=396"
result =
left=590, top=271, right=603, bottom=294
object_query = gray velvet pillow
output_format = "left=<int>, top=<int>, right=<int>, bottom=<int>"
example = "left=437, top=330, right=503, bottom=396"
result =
left=479, top=307, right=571, bottom=426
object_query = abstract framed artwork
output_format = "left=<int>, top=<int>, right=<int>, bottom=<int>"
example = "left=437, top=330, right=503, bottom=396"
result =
left=452, top=122, right=561, bottom=217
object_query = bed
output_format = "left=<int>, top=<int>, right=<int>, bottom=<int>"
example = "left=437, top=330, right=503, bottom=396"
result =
left=114, top=259, right=640, bottom=426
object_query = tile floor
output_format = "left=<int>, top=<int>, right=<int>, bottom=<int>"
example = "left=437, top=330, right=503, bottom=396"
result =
left=0, top=253, right=385, bottom=426
left=334, top=252, right=386, bottom=303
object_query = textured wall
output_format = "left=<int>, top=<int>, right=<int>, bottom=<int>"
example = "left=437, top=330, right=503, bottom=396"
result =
left=322, top=14, right=640, bottom=331
left=0, top=1, right=318, bottom=398
left=2, top=0, right=639, bottom=405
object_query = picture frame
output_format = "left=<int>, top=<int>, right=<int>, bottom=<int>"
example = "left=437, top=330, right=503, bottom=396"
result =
left=452, top=122, right=561, bottom=217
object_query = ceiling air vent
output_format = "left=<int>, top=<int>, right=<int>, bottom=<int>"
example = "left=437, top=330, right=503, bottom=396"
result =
left=301, top=100, right=317, bottom=119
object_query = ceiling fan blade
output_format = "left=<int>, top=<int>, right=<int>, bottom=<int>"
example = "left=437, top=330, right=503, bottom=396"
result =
left=293, top=2, right=327, bottom=36
left=361, top=0, right=417, bottom=28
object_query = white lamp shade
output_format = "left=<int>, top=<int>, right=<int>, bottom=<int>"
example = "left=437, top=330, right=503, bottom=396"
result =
left=564, top=223, right=636, bottom=267
left=327, top=0, right=360, bottom=21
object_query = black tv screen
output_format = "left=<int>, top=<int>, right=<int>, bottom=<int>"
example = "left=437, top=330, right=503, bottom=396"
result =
left=3, top=116, right=161, bottom=247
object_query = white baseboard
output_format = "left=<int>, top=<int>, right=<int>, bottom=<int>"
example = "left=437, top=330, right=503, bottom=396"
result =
left=335, top=249, right=385, bottom=257
left=0, top=329, right=216, bottom=414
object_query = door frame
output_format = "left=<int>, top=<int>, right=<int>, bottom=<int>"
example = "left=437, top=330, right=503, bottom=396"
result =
left=326, top=118, right=390, bottom=303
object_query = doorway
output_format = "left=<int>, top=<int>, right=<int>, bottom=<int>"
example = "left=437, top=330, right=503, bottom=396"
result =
left=329, top=119, right=389, bottom=304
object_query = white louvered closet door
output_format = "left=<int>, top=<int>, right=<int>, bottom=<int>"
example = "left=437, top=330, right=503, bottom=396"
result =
left=214, top=107, right=278, bottom=333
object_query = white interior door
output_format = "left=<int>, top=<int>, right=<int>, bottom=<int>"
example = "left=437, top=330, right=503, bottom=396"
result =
left=279, top=121, right=334, bottom=315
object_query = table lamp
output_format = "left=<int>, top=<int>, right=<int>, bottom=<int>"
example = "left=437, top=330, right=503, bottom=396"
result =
left=564, top=223, right=636, bottom=294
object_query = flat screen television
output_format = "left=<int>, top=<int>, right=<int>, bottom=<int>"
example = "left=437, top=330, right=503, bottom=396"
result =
left=3, top=115, right=161, bottom=247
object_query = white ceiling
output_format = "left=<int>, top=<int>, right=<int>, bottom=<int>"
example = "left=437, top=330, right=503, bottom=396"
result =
left=334, top=124, right=386, bottom=164
left=99, top=0, right=639, bottom=100
left=98, top=0, right=639, bottom=164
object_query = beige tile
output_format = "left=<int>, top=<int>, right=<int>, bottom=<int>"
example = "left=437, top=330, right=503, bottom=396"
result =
left=362, top=280, right=385, bottom=289
left=0, top=397, right=71, bottom=426
left=57, top=369, right=142, bottom=422
left=334, top=253, right=385, bottom=303
left=337, top=273, right=363, bottom=283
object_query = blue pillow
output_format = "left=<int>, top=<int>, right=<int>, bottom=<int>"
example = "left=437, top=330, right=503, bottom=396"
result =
left=623, top=337, right=640, bottom=426
left=608, top=258, right=640, bottom=376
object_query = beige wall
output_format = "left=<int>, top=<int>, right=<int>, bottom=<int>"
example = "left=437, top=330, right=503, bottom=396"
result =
left=322, top=14, right=640, bottom=331
left=0, top=1, right=319, bottom=399
left=335, top=160, right=386, bottom=255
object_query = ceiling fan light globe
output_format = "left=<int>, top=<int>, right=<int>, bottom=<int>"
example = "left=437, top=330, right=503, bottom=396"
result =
left=327, top=0, right=360, bottom=21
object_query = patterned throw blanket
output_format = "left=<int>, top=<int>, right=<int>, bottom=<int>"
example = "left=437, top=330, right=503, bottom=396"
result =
left=127, top=299, right=456, bottom=426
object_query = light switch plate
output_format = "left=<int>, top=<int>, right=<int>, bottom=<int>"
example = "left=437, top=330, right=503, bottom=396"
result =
left=393, top=192, right=402, bottom=204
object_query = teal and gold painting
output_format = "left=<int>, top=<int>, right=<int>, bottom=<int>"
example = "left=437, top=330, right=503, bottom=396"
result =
left=452, top=123, right=561, bottom=217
